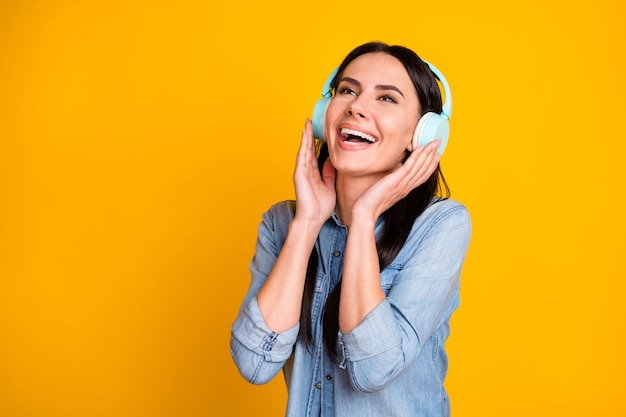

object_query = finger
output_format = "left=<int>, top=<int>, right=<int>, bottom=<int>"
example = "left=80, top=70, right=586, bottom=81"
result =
left=296, top=126, right=308, bottom=161
left=296, top=119, right=314, bottom=167
left=413, top=147, right=440, bottom=185
left=303, top=119, right=318, bottom=165
left=407, top=139, right=440, bottom=171
left=400, top=139, right=441, bottom=187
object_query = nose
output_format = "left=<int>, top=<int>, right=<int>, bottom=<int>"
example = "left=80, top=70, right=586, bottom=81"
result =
left=347, top=97, right=367, bottom=119
left=348, top=109, right=365, bottom=118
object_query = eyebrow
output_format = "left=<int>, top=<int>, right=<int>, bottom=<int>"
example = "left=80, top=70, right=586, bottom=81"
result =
left=340, top=76, right=405, bottom=97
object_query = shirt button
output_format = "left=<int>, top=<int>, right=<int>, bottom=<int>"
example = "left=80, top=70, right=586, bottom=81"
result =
left=333, top=250, right=341, bottom=257
left=325, top=374, right=333, bottom=381
left=316, top=382, right=322, bottom=389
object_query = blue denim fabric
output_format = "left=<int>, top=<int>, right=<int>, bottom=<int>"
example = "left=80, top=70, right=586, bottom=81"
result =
left=231, top=198, right=471, bottom=417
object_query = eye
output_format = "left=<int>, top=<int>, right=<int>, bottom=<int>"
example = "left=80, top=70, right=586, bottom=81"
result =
left=337, top=87, right=357, bottom=96
left=379, top=94, right=397, bottom=103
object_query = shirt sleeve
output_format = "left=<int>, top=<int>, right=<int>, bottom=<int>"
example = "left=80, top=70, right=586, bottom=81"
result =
left=230, top=297, right=299, bottom=384
left=230, top=201, right=298, bottom=385
left=339, top=202, right=471, bottom=392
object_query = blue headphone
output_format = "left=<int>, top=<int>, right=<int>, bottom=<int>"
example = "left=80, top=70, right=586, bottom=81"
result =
left=311, top=60, right=453, bottom=155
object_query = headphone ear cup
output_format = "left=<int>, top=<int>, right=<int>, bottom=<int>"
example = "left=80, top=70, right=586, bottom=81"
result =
left=312, top=98, right=330, bottom=142
left=412, top=112, right=450, bottom=155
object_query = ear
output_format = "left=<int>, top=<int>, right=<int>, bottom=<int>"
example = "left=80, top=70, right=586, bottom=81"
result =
left=407, top=121, right=418, bottom=153
left=408, top=113, right=422, bottom=153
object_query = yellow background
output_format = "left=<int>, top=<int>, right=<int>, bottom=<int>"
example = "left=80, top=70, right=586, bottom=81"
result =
left=1, top=0, right=624, bottom=416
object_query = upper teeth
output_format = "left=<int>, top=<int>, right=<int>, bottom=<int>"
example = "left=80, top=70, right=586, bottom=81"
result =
left=340, top=128, right=376, bottom=143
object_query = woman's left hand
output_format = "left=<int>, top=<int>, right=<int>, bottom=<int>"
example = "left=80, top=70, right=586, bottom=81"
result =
left=352, top=139, right=441, bottom=223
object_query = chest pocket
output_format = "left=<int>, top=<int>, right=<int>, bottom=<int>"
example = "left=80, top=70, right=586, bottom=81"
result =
left=379, top=263, right=403, bottom=295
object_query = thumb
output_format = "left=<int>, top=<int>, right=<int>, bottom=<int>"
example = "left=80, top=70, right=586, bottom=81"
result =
left=321, top=159, right=336, bottom=188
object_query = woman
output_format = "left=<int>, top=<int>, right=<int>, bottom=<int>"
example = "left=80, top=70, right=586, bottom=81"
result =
left=230, top=41, right=471, bottom=416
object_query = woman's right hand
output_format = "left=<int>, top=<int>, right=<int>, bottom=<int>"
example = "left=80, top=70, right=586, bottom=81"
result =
left=256, top=119, right=335, bottom=333
left=293, top=119, right=336, bottom=226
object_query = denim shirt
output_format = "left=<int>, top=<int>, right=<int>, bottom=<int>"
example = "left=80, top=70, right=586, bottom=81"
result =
left=231, top=198, right=471, bottom=417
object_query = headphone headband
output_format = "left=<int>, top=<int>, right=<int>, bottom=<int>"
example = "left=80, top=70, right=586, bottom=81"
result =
left=421, top=60, right=452, bottom=120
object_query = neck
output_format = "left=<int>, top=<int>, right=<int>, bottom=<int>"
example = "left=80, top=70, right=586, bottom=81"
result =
left=334, top=172, right=385, bottom=228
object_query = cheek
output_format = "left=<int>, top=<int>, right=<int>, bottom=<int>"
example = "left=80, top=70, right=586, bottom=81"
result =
left=382, top=116, right=416, bottom=143
left=323, top=100, right=343, bottom=139
left=403, top=113, right=420, bottom=141
left=324, top=100, right=340, bottom=124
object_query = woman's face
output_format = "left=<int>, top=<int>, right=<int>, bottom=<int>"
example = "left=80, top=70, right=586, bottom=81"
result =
left=324, top=52, right=421, bottom=178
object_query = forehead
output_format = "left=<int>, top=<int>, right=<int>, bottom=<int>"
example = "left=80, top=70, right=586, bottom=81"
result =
left=342, top=52, right=414, bottom=89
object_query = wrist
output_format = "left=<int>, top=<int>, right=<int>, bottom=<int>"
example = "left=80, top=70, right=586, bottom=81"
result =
left=349, top=205, right=378, bottom=230
left=289, top=216, right=325, bottom=238
left=347, top=214, right=377, bottom=233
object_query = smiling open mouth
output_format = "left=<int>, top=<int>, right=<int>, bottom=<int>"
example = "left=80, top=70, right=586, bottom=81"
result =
left=340, top=128, right=377, bottom=143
